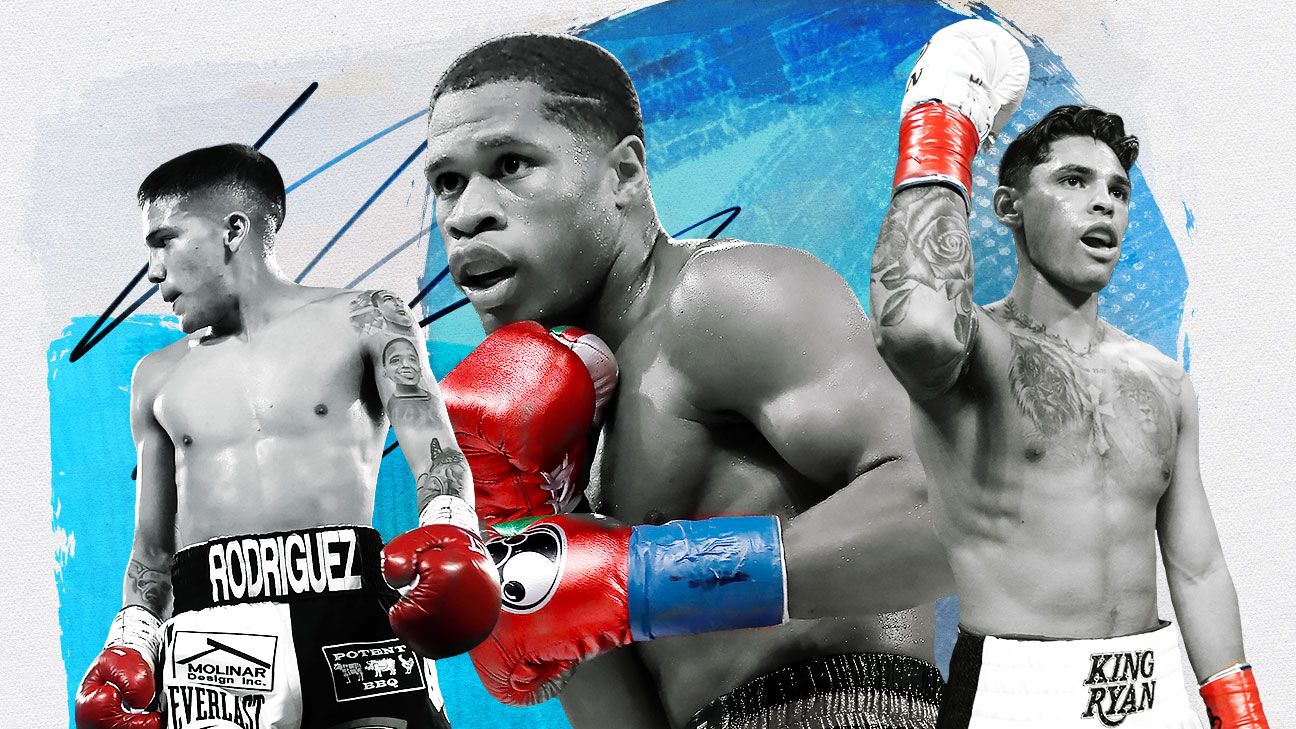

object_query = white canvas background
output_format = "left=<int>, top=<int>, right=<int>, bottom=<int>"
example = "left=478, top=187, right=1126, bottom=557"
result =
left=2, top=0, right=1291, bottom=724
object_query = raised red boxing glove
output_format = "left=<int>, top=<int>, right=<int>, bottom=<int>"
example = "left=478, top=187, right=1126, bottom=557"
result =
left=382, top=495, right=502, bottom=659
left=1200, top=663, right=1269, bottom=728
left=442, top=321, right=617, bottom=526
left=75, top=606, right=163, bottom=729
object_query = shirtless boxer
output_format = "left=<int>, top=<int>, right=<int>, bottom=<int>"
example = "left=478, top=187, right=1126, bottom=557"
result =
left=422, top=33, right=956, bottom=729
left=74, top=144, right=501, bottom=729
left=868, top=20, right=1269, bottom=728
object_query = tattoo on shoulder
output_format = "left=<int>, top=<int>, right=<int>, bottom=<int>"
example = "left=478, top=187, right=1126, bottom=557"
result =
left=127, top=558, right=172, bottom=613
left=417, top=438, right=470, bottom=502
left=872, top=187, right=977, bottom=347
left=349, top=290, right=417, bottom=336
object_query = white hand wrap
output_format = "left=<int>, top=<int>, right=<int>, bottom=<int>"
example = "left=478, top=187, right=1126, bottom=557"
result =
left=419, top=494, right=480, bottom=534
left=105, top=605, right=164, bottom=669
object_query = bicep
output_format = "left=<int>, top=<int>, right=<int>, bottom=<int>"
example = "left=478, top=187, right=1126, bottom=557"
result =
left=752, top=339, right=915, bottom=487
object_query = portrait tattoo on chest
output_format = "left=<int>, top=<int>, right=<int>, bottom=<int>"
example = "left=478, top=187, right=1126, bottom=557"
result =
left=417, top=438, right=470, bottom=501
left=349, top=290, right=417, bottom=337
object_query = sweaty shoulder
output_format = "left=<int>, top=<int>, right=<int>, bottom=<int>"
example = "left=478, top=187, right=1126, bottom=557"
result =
left=665, top=240, right=887, bottom=408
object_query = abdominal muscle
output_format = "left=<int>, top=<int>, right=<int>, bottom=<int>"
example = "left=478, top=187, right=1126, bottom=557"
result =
left=173, top=430, right=383, bottom=548
left=934, top=464, right=1165, bottom=640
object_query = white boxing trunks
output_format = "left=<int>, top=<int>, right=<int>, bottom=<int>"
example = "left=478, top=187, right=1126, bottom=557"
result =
left=161, top=525, right=450, bottom=729
left=937, top=621, right=1201, bottom=728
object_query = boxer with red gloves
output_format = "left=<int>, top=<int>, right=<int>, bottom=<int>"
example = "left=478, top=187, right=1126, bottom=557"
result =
left=80, top=144, right=497, bottom=728
left=426, top=33, right=955, bottom=729
left=871, top=20, right=1270, bottom=728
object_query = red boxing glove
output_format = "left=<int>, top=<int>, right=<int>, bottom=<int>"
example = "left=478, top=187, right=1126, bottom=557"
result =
left=470, top=513, right=787, bottom=706
left=470, top=514, right=632, bottom=705
left=383, top=496, right=502, bottom=659
left=75, top=607, right=162, bottom=729
left=443, top=321, right=617, bottom=526
left=1200, top=664, right=1269, bottom=728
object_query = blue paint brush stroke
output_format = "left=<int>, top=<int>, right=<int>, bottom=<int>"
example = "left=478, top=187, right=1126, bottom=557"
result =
left=51, top=1, right=1185, bottom=726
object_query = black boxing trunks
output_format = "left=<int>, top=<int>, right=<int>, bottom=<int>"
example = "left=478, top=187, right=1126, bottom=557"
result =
left=937, top=621, right=1200, bottom=728
left=688, top=652, right=943, bottom=729
left=160, top=525, right=451, bottom=729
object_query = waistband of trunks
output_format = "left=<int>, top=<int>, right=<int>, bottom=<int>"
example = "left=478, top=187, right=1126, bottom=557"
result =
left=172, top=525, right=386, bottom=615
left=950, top=620, right=1181, bottom=678
left=941, top=620, right=1190, bottom=727
left=689, top=652, right=944, bottom=729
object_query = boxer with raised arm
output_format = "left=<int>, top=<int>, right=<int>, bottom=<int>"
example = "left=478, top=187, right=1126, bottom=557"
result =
left=74, top=144, right=500, bottom=729
left=869, top=20, right=1269, bottom=728
left=422, top=33, right=955, bottom=729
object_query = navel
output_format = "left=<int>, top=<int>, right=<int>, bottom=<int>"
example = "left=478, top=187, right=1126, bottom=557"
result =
left=643, top=509, right=666, bottom=525
left=1024, top=445, right=1045, bottom=462
left=314, top=403, right=329, bottom=416
left=181, top=434, right=193, bottom=447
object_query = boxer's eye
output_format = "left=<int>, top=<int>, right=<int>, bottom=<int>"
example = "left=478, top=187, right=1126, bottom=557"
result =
left=496, top=153, right=532, bottom=178
left=434, top=172, right=465, bottom=196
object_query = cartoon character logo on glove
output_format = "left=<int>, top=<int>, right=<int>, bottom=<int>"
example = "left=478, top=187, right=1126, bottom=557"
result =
left=487, top=524, right=566, bottom=614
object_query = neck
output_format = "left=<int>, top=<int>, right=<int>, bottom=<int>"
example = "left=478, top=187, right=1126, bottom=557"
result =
left=209, top=249, right=296, bottom=337
left=1005, top=264, right=1102, bottom=350
left=573, top=221, right=665, bottom=351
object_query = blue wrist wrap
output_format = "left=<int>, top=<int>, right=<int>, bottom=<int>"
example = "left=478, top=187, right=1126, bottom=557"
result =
left=626, top=515, right=787, bottom=642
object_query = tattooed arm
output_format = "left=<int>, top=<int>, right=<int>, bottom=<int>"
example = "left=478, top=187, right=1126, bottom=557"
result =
left=870, top=186, right=982, bottom=400
left=352, top=290, right=473, bottom=514
left=124, top=351, right=177, bottom=617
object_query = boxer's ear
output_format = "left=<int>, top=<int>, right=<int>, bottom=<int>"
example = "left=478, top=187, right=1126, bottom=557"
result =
left=224, top=211, right=250, bottom=254
left=992, top=185, right=1022, bottom=229
left=608, top=135, right=648, bottom=207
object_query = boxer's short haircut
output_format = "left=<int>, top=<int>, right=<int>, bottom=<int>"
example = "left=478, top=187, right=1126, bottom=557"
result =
left=431, top=33, right=644, bottom=148
left=137, top=144, right=287, bottom=232
left=999, top=105, right=1139, bottom=189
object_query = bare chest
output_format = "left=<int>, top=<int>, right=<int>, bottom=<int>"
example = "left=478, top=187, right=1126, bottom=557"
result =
left=154, top=321, right=373, bottom=446
left=593, top=330, right=803, bottom=524
left=1000, top=333, right=1179, bottom=487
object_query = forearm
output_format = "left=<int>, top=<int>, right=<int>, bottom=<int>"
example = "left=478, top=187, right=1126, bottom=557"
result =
left=784, top=457, right=952, bottom=618
left=1167, top=559, right=1247, bottom=682
left=870, top=186, right=978, bottom=398
left=559, top=648, right=671, bottom=729
left=122, top=543, right=174, bottom=619
left=401, top=430, right=473, bottom=512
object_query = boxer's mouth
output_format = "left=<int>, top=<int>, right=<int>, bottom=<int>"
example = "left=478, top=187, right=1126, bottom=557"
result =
left=1080, top=225, right=1117, bottom=250
left=459, top=265, right=517, bottom=292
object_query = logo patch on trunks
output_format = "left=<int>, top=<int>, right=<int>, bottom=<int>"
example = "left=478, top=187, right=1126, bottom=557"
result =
left=170, top=631, right=277, bottom=692
left=488, top=523, right=565, bottom=614
left=322, top=639, right=425, bottom=702
left=1081, top=649, right=1157, bottom=726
